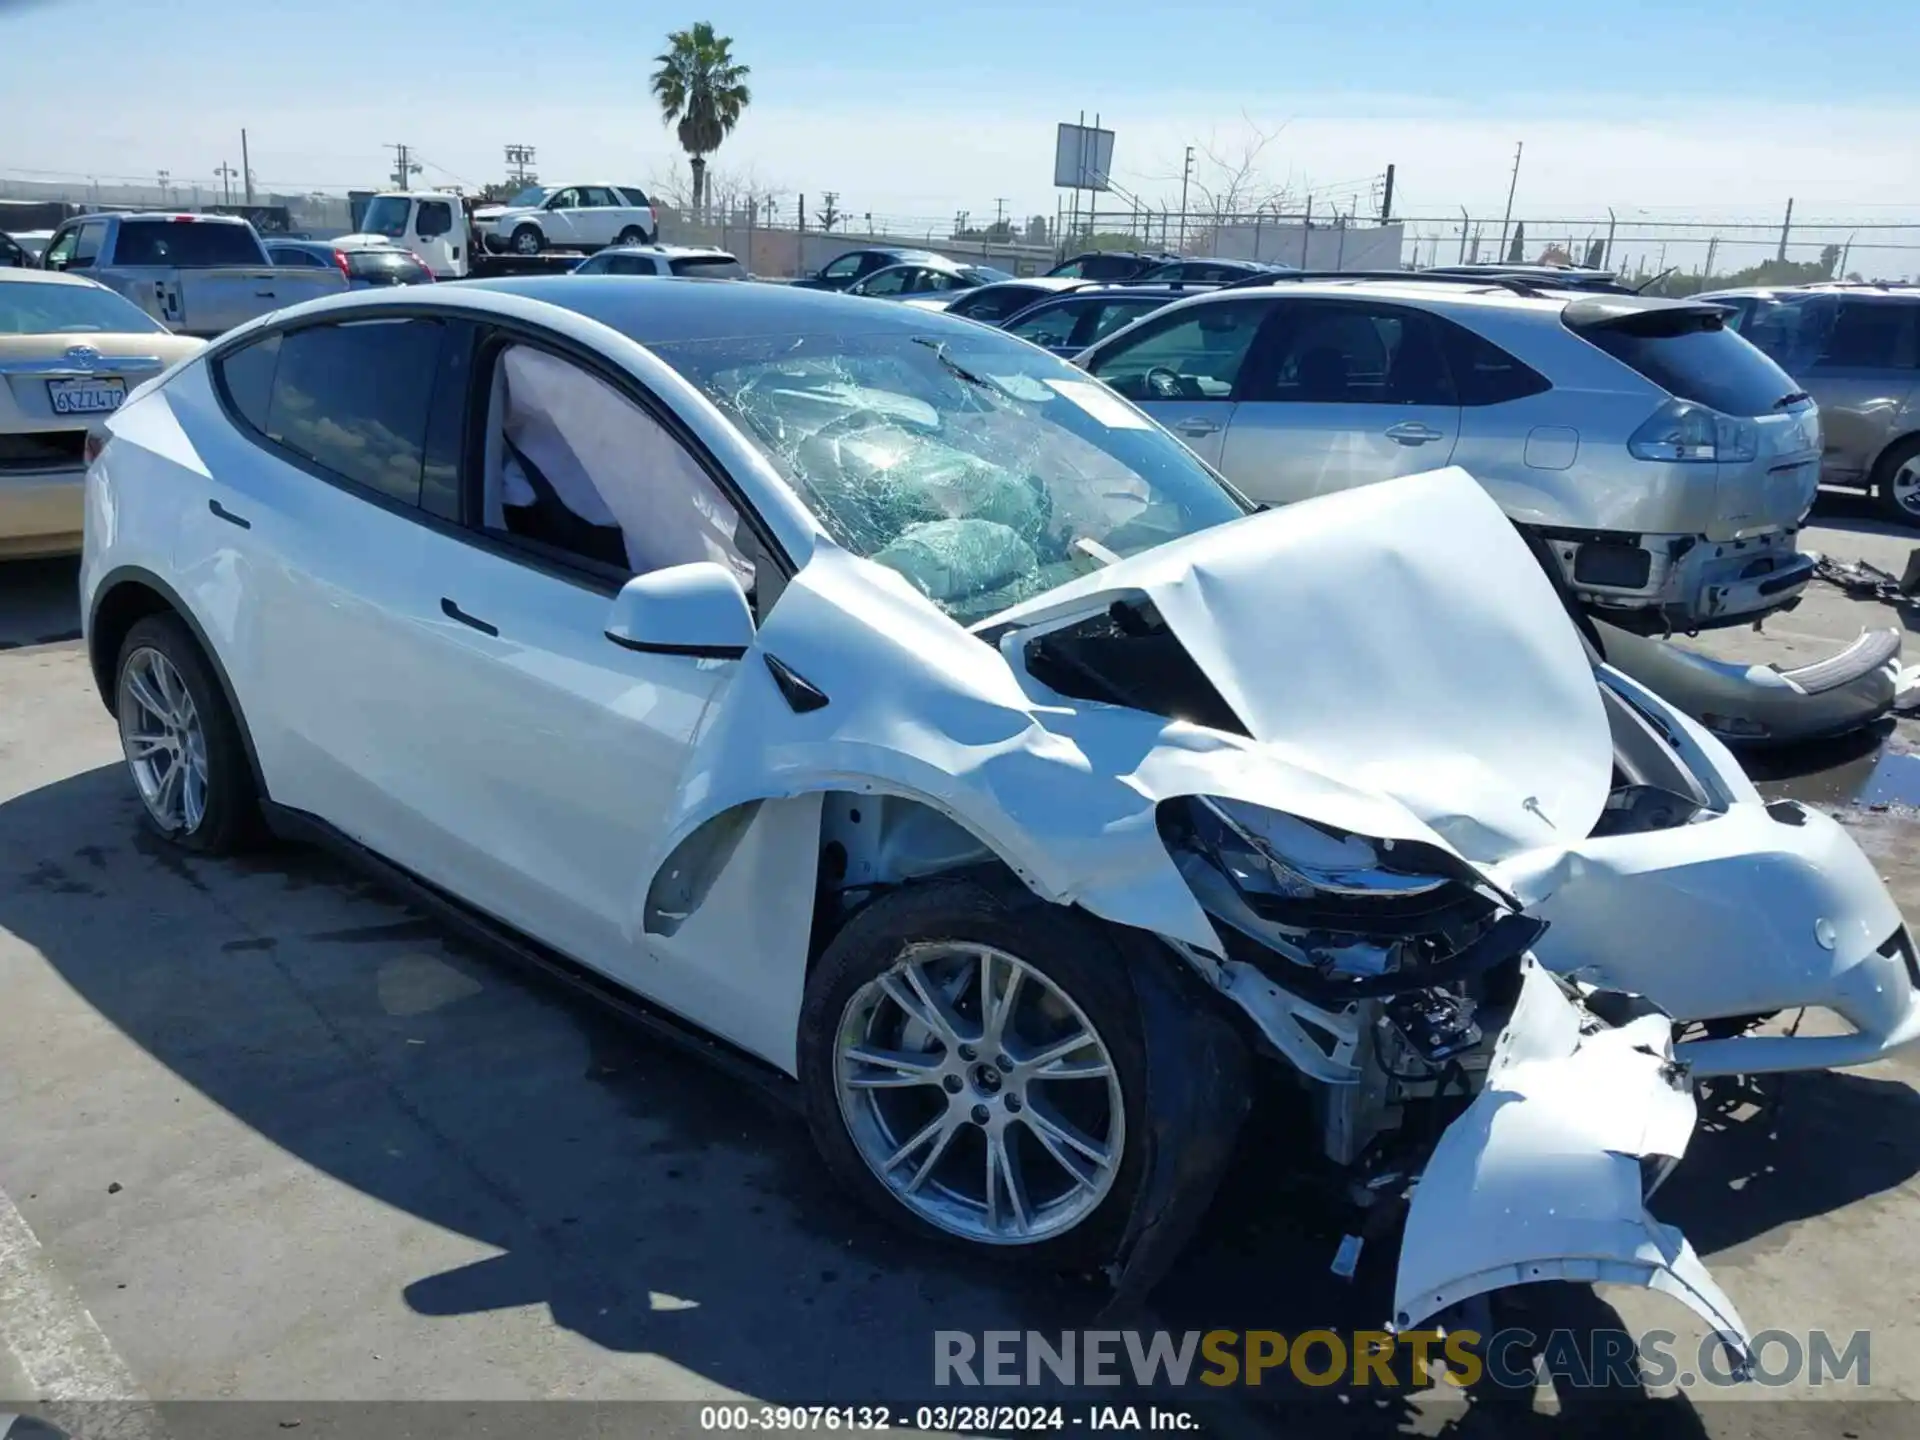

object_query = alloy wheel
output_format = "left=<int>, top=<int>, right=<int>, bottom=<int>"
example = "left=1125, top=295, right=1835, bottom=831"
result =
left=835, top=942, right=1125, bottom=1245
left=1892, top=457, right=1920, bottom=518
left=118, top=647, right=209, bottom=834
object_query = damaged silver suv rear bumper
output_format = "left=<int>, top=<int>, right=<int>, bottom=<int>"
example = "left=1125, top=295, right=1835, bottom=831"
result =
left=1545, top=526, right=1813, bottom=631
left=1395, top=960, right=1754, bottom=1375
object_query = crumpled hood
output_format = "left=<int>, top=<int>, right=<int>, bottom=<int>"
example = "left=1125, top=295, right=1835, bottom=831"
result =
left=985, top=468, right=1614, bottom=862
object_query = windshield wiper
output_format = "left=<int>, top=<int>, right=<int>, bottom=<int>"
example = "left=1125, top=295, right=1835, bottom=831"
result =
left=912, top=336, right=991, bottom=389
left=1773, top=390, right=1812, bottom=409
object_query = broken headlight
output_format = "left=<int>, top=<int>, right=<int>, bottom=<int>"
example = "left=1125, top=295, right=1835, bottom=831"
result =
left=1158, top=795, right=1544, bottom=1002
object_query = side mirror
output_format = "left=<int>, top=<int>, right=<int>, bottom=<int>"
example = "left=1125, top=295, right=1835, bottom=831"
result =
left=604, top=562, right=755, bottom=659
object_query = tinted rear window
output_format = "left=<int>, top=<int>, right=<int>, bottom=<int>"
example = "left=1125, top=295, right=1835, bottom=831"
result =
left=1571, top=307, right=1798, bottom=417
left=347, top=250, right=431, bottom=283
left=263, top=319, right=445, bottom=505
left=668, top=255, right=746, bottom=279
left=112, top=220, right=264, bottom=267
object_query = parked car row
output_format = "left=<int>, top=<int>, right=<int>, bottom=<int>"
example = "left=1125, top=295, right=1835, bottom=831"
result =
left=71, top=276, right=1920, bottom=1374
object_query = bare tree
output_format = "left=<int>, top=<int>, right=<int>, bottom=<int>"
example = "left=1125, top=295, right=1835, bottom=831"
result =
left=1148, top=115, right=1295, bottom=225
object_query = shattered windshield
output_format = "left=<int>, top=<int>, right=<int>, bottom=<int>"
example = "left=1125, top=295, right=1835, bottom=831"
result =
left=649, top=330, right=1251, bottom=622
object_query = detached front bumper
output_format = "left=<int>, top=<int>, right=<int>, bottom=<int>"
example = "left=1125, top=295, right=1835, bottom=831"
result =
left=1597, top=621, right=1902, bottom=746
left=1505, top=797, right=1920, bottom=1077
left=1397, top=960, right=1753, bottom=1373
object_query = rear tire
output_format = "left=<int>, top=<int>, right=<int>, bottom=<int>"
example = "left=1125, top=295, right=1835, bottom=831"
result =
left=114, top=613, right=258, bottom=854
left=616, top=226, right=648, bottom=246
left=798, top=877, right=1149, bottom=1269
left=1871, top=434, right=1920, bottom=526
left=510, top=225, right=544, bottom=256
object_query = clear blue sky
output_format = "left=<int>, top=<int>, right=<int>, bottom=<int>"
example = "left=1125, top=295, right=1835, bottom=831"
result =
left=4, top=0, right=1918, bottom=248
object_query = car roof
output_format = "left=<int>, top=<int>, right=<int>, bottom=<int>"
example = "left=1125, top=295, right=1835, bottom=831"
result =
left=0, top=265, right=107, bottom=288
left=85, top=212, right=252, bottom=224
left=461, top=273, right=1026, bottom=341
left=598, top=244, right=735, bottom=259
left=1019, top=283, right=1215, bottom=305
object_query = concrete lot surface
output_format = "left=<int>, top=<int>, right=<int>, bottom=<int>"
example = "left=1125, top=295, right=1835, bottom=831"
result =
left=5, top=497, right=1920, bottom=1438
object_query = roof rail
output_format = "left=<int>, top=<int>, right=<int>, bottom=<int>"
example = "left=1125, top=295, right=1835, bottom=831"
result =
left=1215, top=268, right=1550, bottom=297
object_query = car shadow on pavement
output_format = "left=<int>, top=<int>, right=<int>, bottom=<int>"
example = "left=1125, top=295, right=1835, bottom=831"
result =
left=0, top=764, right=1913, bottom=1430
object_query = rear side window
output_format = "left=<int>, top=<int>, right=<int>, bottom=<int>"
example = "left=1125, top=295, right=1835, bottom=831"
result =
left=949, top=286, right=1041, bottom=322
left=1570, top=306, right=1798, bottom=417
left=618, top=186, right=651, bottom=208
left=1005, top=300, right=1088, bottom=349
left=216, top=334, right=281, bottom=431
left=223, top=319, right=445, bottom=506
left=1086, top=298, right=1169, bottom=343
left=112, top=220, right=263, bottom=267
left=1436, top=320, right=1551, bottom=405
left=1818, top=301, right=1918, bottom=369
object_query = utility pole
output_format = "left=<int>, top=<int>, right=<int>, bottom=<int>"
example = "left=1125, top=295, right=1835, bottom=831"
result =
left=1777, top=197, right=1794, bottom=262
left=156, top=169, right=171, bottom=205
left=386, top=143, right=421, bottom=190
left=215, top=162, right=238, bottom=207
left=504, top=145, right=537, bottom=187
left=1458, top=207, right=1470, bottom=263
left=1604, top=207, right=1617, bottom=270
left=1497, top=141, right=1523, bottom=260
left=1838, top=233, right=1855, bottom=279
left=240, top=129, right=253, bottom=204
left=993, top=197, right=1007, bottom=234
left=1703, top=235, right=1720, bottom=281
left=820, top=191, right=840, bottom=232
left=1177, top=145, right=1194, bottom=253
left=1379, top=163, right=1395, bottom=222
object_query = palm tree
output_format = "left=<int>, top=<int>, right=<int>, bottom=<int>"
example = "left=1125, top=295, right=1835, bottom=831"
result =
left=651, top=22, right=751, bottom=222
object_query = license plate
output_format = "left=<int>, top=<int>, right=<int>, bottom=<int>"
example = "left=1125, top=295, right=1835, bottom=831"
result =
left=48, top=378, right=126, bottom=415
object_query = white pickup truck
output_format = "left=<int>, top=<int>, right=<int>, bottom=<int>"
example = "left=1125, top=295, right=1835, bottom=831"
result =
left=38, top=213, right=347, bottom=337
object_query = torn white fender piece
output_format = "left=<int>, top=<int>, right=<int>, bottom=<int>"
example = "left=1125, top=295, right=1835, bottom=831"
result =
left=987, top=467, right=1614, bottom=862
left=1395, top=962, right=1753, bottom=1374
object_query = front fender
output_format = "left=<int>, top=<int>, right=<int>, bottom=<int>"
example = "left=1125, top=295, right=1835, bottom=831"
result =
left=1396, top=961, right=1754, bottom=1376
left=640, top=545, right=1470, bottom=958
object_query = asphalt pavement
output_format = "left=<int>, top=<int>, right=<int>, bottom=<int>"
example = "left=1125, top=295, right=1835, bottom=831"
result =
left=5, top=498, right=1920, bottom=1438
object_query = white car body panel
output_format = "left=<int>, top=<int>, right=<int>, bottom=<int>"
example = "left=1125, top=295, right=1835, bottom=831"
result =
left=84, top=287, right=1920, bottom=1349
left=1398, top=959, right=1754, bottom=1370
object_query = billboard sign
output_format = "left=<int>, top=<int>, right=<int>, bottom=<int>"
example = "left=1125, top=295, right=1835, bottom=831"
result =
left=1054, top=122, right=1115, bottom=191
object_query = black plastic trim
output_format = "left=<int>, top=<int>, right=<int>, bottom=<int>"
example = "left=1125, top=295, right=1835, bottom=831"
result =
left=604, top=632, right=747, bottom=659
left=208, top=498, right=251, bottom=529
left=763, top=652, right=829, bottom=713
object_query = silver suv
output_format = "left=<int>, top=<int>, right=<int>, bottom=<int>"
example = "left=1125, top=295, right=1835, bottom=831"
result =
left=568, top=245, right=747, bottom=279
left=1698, top=284, right=1920, bottom=523
left=1076, top=275, right=1821, bottom=632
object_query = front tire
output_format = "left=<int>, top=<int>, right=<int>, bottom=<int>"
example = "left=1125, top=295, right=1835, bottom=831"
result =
left=1872, top=434, right=1920, bottom=526
left=114, top=613, right=258, bottom=854
left=510, top=224, right=544, bottom=256
left=798, top=877, right=1148, bottom=1268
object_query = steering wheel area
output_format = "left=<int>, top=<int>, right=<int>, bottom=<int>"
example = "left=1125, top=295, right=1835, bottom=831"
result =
left=1144, top=365, right=1188, bottom=400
